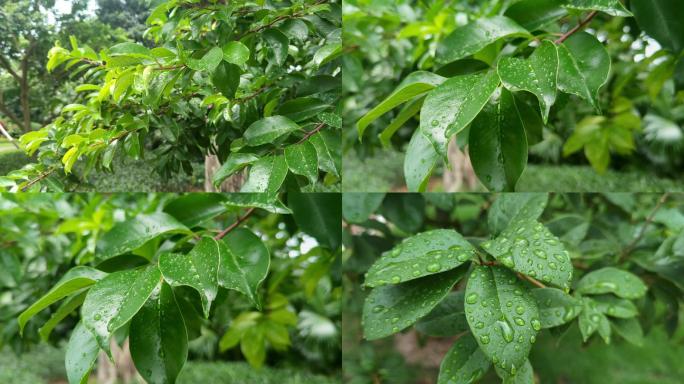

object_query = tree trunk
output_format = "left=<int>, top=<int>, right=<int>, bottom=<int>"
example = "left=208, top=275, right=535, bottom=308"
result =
left=97, top=339, right=138, bottom=384
left=442, top=140, right=478, bottom=192
left=204, top=154, right=246, bottom=192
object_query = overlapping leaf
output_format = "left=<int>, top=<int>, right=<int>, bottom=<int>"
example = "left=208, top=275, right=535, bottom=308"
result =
left=217, top=228, right=270, bottom=309
left=557, top=32, right=610, bottom=111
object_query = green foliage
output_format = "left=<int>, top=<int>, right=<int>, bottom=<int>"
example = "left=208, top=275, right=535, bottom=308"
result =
left=344, top=193, right=683, bottom=383
left=4, top=192, right=341, bottom=382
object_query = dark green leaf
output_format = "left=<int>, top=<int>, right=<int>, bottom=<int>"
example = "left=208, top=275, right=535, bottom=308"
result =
left=531, top=288, right=581, bottom=328
left=564, top=0, right=632, bottom=17
left=240, top=155, right=288, bottom=196
left=437, top=333, right=491, bottom=384
left=217, top=228, right=270, bottom=308
left=416, top=291, right=469, bottom=337
left=284, top=141, right=319, bottom=184
left=65, top=322, right=99, bottom=384
left=557, top=32, right=610, bottom=112
left=505, top=0, right=567, bottom=31
left=288, top=192, right=341, bottom=250
left=342, top=193, right=385, bottom=224
left=488, top=193, right=548, bottom=235
left=277, top=97, right=329, bottom=123
left=212, top=62, right=241, bottom=98
left=380, top=194, right=425, bottom=233
left=164, top=193, right=228, bottom=228
left=263, top=29, right=289, bottom=65
left=244, top=116, right=301, bottom=146
left=404, top=129, right=439, bottom=192
left=630, top=0, right=684, bottom=52
left=611, top=317, right=644, bottom=346
left=575, top=267, right=647, bottom=299
left=593, top=295, right=638, bottom=318
left=222, top=193, right=292, bottom=214
left=309, top=131, right=340, bottom=177
left=578, top=296, right=611, bottom=342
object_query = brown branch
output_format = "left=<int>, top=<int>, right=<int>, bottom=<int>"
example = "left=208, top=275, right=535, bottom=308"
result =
left=295, top=122, right=325, bottom=144
left=555, top=11, right=598, bottom=44
left=516, top=272, right=547, bottom=288
left=21, top=167, right=56, bottom=192
left=214, top=207, right=256, bottom=240
left=0, top=93, right=24, bottom=129
left=236, top=0, right=329, bottom=39
left=0, top=54, right=21, bottom=82
left=619, top=193, right=670, bottom=262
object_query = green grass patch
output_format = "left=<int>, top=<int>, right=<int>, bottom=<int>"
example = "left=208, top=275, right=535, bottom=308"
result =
left=178, top=361, right=340, bottom=384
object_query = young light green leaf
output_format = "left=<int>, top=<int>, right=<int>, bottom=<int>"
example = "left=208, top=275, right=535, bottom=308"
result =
left=498, top=40, right=558, bottom=122
left=217, top=228, right=270, bottom=309
left=222, top=41, right=250, bottom=66
left=436, top=16, right=530, bottom=65
left=416, top=291, right=469, bottom=337
left=420, top=71, right=500, bottom=158
left=186, top=46, right=224, bottom=72
left=488, top=193, right=548, bottom=236
left=18, top=266, right=107, bottom=335
left=244, top=115, right=301, bottom=146
left=109, top=42, right=151, bottom=57
left=213, top=153, right=260, bottom=188
left=357, top=71, right=445, bottom=139
left=130, top=283, right=188, bottom=384
left=482, top=219, right=573, bottom=289
left=404, top=129, right=439, bottom=192
left=39, top=291, right=87, bottom=342
left=158, top=237, right=220, bottom=318
left=531, top=287, right=581, bottom=328
left=563, top=0, right=632, bottom=17
left=468, top=89, right=528, bottom=192
left=575, top=267, right=647, bottom=299
left=284, top=141, right=319, bottom=184
left=593, top=295, right=638, bottom=318
left=365, top=229, right=476, bottom=287
left=437, top=333, right=491, bottom=384
left=96, top=212, right=190, bottom=262
left=222, top=193, right=292, bottom=214
left=82, top=266, right=162, bottom=355
left=65, top=321, right=99, bottom=384
left=342, top=193, right=385, bottom=224
left=362, top=266, right=468, bottom=340
left=578, top=296, right=611, bottom=343
left=557, top=32, right=610, bottom=112
left=240, top=155, right=288, bottom=196
left=465, top=265, right=541, bottom=375
left=611, top=317, right=644, bottom=346
left=309, top=131, right=340, bottom=177
left=379, top=97, right=424, bottom=147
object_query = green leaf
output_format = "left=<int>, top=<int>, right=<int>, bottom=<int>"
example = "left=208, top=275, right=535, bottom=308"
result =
left=362, top=266, right=467, bottom=340
left=505, top=0, right=568, bottom=31
left=496, top=359, right=534, bottom=384
left=263, top=29, right=289, bottom=65
left=531, top=288, right=581, bottom=328
left=309, top=131, right=341, bottom=177
left=578, top=297, right=611, bottom=342
left=65, top=322, right=99, bottom=384
left=288, top=192, right=341, bottom=250
left=611, top=317, right=644, bottom=346
left=404, top=129, right=439, bottom=192
left=82, top=266, right=162, bottom=355
left=357, top=71, right=445, bottom=139
left=109, top=42, right=151, bottom=57
left=212, top=61, right=241, bottom=98
left=557, top=32, right=610, bottom=112
left=380, top=194, right=425, bottom=233
left=130, top=283, right=188, bottom=384
left=437, top=333, right=491, bottom=384
left=284, top=141, right=319, bottom=184
left=379, top=97, right=424, bottom=147
left=465, top=265, right=540, bottom=374
left=186, top=46, right=224, bottom=72
left=240, top=155, right=288, bottom=196
left=159, top=237, right=220, bottom=318
left=97, top=213, right=190, bottom=262
left=39, top=291, right=87, bottom=342
left=575, top=267, right=647, bottom=299
left=241, top=326, right=266, bottom=368
left=631, top=0, right=684, bottom=53
left=420, top=71, right=500, bottom=158
left=342, top=193, right=385, bottom=224
left=222, top=194, right=292, bottom=214
left=244, top=116, right=301, bottom=146
left=482, top=219, right=573, bottom=289
left=468, top=89, right=528, bottom=192
left=213, top=153, right=260, bottom=188
left=564, top=0, right=633, bottom=17
left=222, top=41, right=250, bottom=66
left=436, top=16, right=530, bottom=65
left=217, top=228, right=270, bottom=308
left=488, top=193, right=548, bottom=236
left=498, top=40, right=558, bottom=122
left=18, top=266, right=107, bottom=335
left=277, top=97, right=330, bottom=123
left=364, top=229, right=475, bottom=287
left=163, top=193, right=228, bottom=228
left=593, top=295, right=638, bottom=318
left=313, top=42, right=342, bottom=67
left=416, top=292, right=469, bottom=337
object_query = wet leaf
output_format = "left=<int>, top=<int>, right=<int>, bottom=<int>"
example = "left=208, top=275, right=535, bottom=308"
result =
left=212, top=153, right=260, bottom=188
left=186, top=46, right=224, bottom=72
left=416, top=291, right=469, bottom=337
left=130, top=283, right=188, bottom=384
left=505, top=0, right=568, bottom=31
left=244, top=116, right=301, bottom=146
left=309, top=130, right=341, bottom=177
left=364, top=229, right=475, bottom=287
left=575, top=267, right=647, bottom=299
left=65, top=321, right=99, bottom=384
left=39, top=291, right=88, bottom=342
left=437, top=333, right=491, bottom=384
left=362, top=266, right=467, bottom=340
left=564, top=0, right=632, bottom=17
left=488, top=193, right=548, bottom=236
left=498, top=40, right=558, bottom=122
left=217, top=228, right=270, bottom=309
left=592, top=295, right=638, bottom=318
left=495, top=359, right=534, bottom=384
left=531, top=288, right=581, bottom=328
left=284, top=141, right=319, bottom=184
left=222, top=193, right=292, bottom=214
left=611, top=317, right=644, bottom=346
left=483, top=219, right=573, bottom=289
left=465, top=265, right=540, bottom=375
left=404, top=129, right=439, bottom=192
left=557, top=32, right=610, bottom=112
left=240, top=155, right=288, bottom=196
left=578, top=296, right=611, bottom=342
left=342, top=193, right=385, bottom=223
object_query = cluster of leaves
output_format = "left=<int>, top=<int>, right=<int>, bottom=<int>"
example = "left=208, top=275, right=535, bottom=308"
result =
left=343, top=192, right=683, bottom=383
left=4, top=192, right=341, bottom=384
left=347, top=0, right=684, bottom=191
left=2, top=0, right=342, bottom=193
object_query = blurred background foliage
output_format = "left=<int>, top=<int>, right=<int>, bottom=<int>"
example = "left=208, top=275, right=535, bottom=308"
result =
left=343, top=193, right=684, bottom=383
left=0, top=193, right=341, bottom=383
left=342, top=0, right=684, bottom=192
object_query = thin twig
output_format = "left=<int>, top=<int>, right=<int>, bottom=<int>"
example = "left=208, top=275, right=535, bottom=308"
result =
left=555, top=11, right=598, bottom=44
left=214, top=207, right=256, bottom=240
left=619, top=193, right=670, bottom=262
left=21, top=168, right=56, bottom=192
left=295, top=123, right=326, bottom=144
left=516, top=272, right=547, bottom=288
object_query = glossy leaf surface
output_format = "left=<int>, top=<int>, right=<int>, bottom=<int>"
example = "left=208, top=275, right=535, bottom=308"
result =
left=557, top=32, right=610, bottom=111
left=404, top=129, right=439, bottom=192
left=437, top=333, right=491, bottom=384
left=575, top=267, right=647, bottom=299
left=217, top=228, right=270, bottom=308
left=65, top=321, right=99, bottom=384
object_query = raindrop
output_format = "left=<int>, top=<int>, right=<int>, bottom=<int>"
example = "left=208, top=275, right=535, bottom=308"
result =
left=479, top=334, right=490, bottom=344
left=498, top=320, right=514, bottom=342
left=533, top=249, right=547, bottom=259
left=531, top=319, right=541, bottom=331
left=466, top=293, right=479, bottom=304
left=500, top=254, right=515, bottom=268
left=391, top=275, right=401, bottom=284
left=514, top=317, right=525, bottom=326
left=515, top=306, right=525, bottom=315
left=426, top=263, right=441, bottom=273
